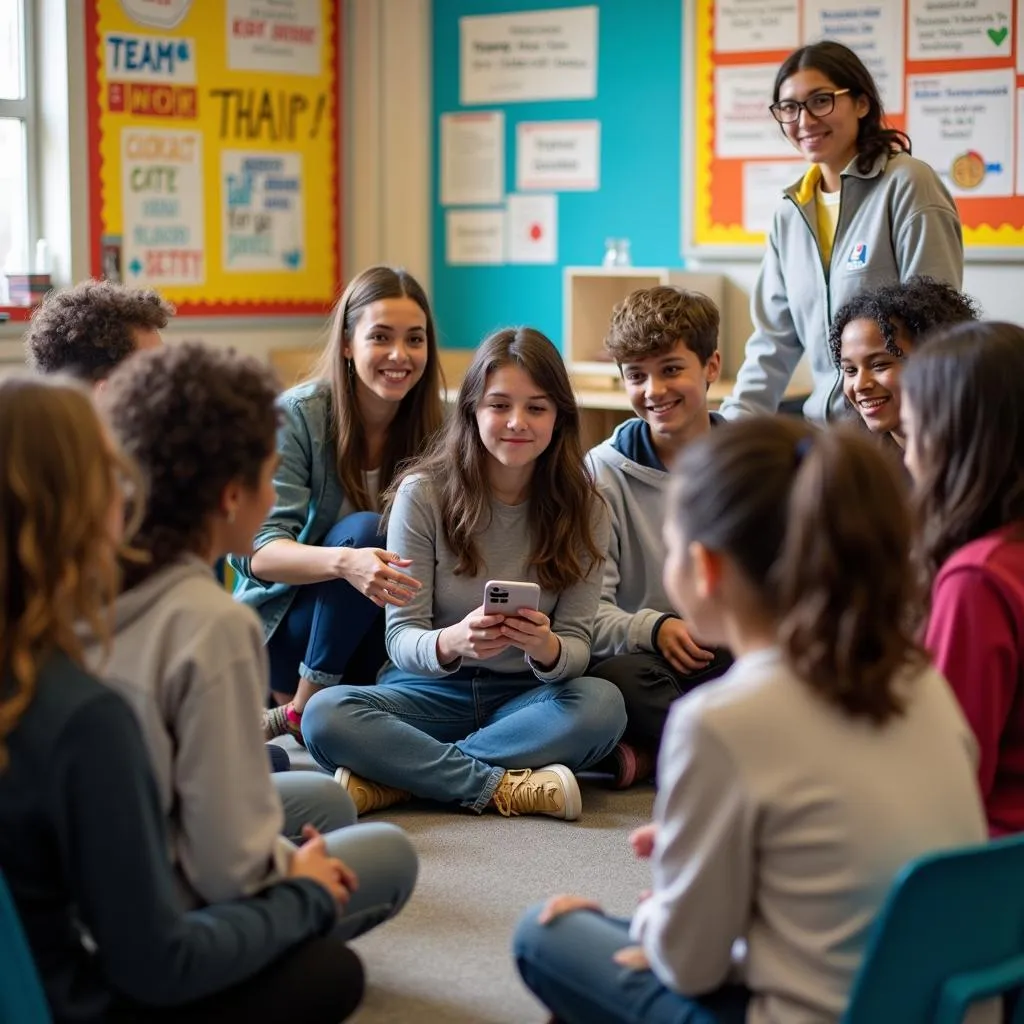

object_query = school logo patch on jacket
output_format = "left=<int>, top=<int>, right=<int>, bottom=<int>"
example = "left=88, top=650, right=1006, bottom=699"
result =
left=845, top=243, right=868, bottom=270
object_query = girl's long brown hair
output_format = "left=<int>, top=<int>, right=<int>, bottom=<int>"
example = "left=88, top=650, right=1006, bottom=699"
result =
left=902, top=322, right=1024, bottom=602
left=0, top=376, right=141, bottom=769
left=670, top=416, right=923, bottom=725
left=310, top=266, right=445, bottom=511
left=385, top=327, right=603, bottom=591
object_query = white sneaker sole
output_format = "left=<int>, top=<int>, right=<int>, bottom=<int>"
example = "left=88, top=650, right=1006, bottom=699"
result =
left=541, top=763, right=582, bottom=821
left=334, top=767, right=352, bottom=790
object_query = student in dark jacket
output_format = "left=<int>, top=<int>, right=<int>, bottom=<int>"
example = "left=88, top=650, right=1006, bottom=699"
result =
left=0, top=375, right=363, bottom=1024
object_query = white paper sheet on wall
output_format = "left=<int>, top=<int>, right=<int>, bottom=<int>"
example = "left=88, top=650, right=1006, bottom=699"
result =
left=715, top=65, right=794, bottom=159
left=506, top=194, right=557, bottom=264
left=714, top=0, right=799, bottom=53
left=907, top=0, right=1012, bottom=61
left=516, top=121, right=600, bottom=191
left=440, top=111, right=505, bottom=207
left=742, top=161, right=806, bottom=234
left=446, top=209, right=506, bottom=264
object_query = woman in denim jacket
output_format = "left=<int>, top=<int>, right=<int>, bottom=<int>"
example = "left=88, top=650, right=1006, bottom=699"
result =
left=230, top=266, right=445, bottom=740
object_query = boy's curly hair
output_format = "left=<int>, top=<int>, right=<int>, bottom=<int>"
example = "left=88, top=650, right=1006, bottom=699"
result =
left=25, top=280, right=174, bottom=382
left=829, top=276, right=980, bottom=367
left=98, top=342, right=280, bottom=589
left=605, top=286, right=719, bottom=365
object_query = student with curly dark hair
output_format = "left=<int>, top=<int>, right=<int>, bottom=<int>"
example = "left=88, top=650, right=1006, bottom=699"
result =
left=902, top=322, right=1024, bottom=836
left=90, top=343, right=418, bottom=942
left=0, top=375, right=363, bottom=1023
left=831, top=276, right=979, bottom=450
left=229, top=266, right=445, bottom=743
left=24, top=278, right=171, bottom=385
left=515, top=416, right=986, bottom=1024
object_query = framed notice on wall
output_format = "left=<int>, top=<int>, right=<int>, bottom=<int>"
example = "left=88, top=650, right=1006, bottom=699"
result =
left=85, top=0, right=341, bottom=316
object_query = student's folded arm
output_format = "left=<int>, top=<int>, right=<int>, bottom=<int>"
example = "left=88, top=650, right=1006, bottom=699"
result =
left=630, top=702, right=754, bottom=995
left=718, top=227, right=804, bottom=421
left=60, top=692, right=336, bottom=1008
left=384, top=478, right=451, bottom=676
left=170, top=611, right=290, bottom=903
left=532, top=500, right=611, bottom=681
left=233, top=400, right=321, bottom=584
left=925, top=566, right=1018, bottom=800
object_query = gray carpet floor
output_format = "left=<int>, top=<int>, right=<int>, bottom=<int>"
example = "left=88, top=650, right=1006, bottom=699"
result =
left=275, top=738, right=656, bottom=1023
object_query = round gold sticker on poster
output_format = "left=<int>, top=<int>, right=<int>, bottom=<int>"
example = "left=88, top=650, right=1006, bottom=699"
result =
left=950, top=151, right=986, bottom=190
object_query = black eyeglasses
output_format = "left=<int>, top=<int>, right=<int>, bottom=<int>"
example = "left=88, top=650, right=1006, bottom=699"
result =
left=770, top=89, right=851, bottom=124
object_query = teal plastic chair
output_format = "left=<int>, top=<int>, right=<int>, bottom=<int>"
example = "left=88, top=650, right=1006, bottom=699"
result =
left=844, top=833, right=1024, bottom=1023
left=0, top=871, right=51, bottom=1023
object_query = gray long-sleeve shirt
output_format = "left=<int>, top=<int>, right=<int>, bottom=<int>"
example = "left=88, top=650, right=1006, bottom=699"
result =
left=384, top=473, right=609, bottom=681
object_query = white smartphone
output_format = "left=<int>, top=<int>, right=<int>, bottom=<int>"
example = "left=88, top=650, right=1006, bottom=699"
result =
left=483, top=579, right=541, bottom=617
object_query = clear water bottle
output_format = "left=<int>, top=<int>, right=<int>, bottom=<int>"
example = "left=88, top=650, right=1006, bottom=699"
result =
left=602, top=238, right=632, bottom=267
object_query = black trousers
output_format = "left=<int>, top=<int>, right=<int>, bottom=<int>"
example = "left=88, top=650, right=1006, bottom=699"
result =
left=589, top=649, right=733, bottom=753
left=107, top=934, right=364, bottom=1024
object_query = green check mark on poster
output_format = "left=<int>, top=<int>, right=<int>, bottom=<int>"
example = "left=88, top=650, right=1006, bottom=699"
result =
left=988, top=27, right=1008, bottom=46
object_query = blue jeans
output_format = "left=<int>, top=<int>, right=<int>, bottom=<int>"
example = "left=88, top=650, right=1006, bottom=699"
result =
left=266, top=512, right=387, bottom=694
left=514, top=905, right=751, bottom=1024
left=302, top=666, right=627, bottom=812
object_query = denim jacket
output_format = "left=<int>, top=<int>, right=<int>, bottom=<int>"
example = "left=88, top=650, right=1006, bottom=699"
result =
left=229, top=381, right=345, bottom=640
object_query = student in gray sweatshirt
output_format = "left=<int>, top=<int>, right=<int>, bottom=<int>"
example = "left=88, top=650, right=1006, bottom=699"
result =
left=303, top=328, right=627, bottom=820
left=0, top=375, right=362, bottom=1023
left=515, top=418, right=988, bottom=1024
left=587, top=286, right=733, bottom=786
left=93, top=344, right=417, bottom=938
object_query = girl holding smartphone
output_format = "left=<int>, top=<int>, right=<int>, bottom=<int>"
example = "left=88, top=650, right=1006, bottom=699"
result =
left=302, top=328, right=627, bottom=821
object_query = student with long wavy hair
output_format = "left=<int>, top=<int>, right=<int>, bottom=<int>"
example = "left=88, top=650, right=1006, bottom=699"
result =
left=902, top=322, right=1024, bottom=836
left=0, top=376, right=363, bottom=1023
left=302, top=328, right=627, bottom=820
left=515, top=417, right=986, bottom=1023
left=230, top=266, right=445, bottom=741
left=91, top=344, right=417, bottom=938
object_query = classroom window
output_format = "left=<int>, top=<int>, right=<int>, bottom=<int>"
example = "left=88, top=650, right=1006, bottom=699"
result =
left=0, top=0, right=36, bottom=276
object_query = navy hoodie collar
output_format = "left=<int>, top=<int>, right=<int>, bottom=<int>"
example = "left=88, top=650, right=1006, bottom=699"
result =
left=611, top=413, right=724, bottom=471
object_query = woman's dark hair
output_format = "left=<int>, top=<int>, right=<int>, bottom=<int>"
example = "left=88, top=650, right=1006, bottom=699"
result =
left=669, top=416, right=923, bottom=725
left=902, top=322, right=1024, bottom=596
left=774, top=41, right=910, bottom=173
left=385, top=327, right=604, bottom=591
left=310, top=266, right=445, bottom=512
left=829, top=276, right=980, bottom=366
left=99, top=342, right=280, bottom=589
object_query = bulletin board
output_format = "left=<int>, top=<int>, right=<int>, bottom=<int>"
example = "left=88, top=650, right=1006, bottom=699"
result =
left=685, top=0, right=1024, bottom=259
left=84, top=0, right=341, bottom=316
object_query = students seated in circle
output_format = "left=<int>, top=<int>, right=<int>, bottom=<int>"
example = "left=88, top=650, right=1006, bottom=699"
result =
left=229, top=266, right=445, bottom=742
left=93, top=343, right=417, bottom=940
left=514, top=416, right=986, bottom=1024
left=301, top=327, right=627, bottom=820
left=719, top=40, right=963, bottom=423
left=902, top=321, right=1024, bottom=837
left=0, top=376, right=364, bottom=1024
left=830, top=275, right=979, bottom=453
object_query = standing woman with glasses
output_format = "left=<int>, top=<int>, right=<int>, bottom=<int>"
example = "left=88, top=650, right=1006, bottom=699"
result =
left=719, top=40, right=964, bottom=424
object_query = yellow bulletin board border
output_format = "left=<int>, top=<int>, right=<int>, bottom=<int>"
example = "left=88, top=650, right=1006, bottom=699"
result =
left=85, top=1, right=342, bottom=316
left=683, top=0, right=1024, bottom=261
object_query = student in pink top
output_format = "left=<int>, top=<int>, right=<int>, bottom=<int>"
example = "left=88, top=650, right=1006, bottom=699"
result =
left=901, top=320, right=1024, bottom=836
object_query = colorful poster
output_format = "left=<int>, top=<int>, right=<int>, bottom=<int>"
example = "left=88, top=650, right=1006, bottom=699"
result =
left=908, top=69, right=1015, bottom=198
left=121, top=127, right=204, bottom=285
left=222, top=151, right=303, bottom=271
left=226, top=0, right=322, bottom=77
left=460, top=6, right=598, bottom=105
left=907, top=0, right=1012, bottom=60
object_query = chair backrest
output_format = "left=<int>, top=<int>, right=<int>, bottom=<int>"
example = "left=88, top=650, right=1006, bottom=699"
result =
left=0, top=871, right=51, bottom=1023
left=844, top=833, right=1024, bottom=1024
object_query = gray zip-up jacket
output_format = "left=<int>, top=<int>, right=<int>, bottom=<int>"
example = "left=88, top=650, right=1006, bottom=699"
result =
left=719, top=152, right=964, bottom=423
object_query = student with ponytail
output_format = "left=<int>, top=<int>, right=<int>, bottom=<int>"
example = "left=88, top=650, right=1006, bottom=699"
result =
left=902, top=321, right=1024, bottom=836
left=515, top=416, right=986, bottom=1024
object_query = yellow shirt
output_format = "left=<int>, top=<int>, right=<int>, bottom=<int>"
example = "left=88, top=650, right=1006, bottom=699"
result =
left=815, top=184, right=841, bottom=268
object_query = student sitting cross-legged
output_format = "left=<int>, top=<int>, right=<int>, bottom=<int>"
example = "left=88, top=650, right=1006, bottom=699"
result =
left=0, top=375, right=364, bottom=1024
left=91, top=343, right=417, bottom=938
left=515, top=416, right=987, bottom=1024
left=587, top=286, right=733, bottom=786
left=902, top=321, right=1024, bottom=836
left=302, top=327, right=627, bottom=820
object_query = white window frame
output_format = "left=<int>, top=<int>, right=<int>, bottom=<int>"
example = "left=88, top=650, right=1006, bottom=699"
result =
left=0, top=0, right=40, bottom=276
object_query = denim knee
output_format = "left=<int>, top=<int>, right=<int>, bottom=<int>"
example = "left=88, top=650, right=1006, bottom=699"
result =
left=302, top=687, right=366, bottom=772
left=512, top=902, right=548, bottom=964
left=329, top=822, right=419, bottom=914
left=323, top=511, right=385, bottom=550
left=567, top=677, right=628, bottom=763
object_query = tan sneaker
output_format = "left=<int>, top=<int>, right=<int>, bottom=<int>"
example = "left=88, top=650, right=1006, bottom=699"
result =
left=491, top=765, right=581, bottom=821
left=334, top=768, right=411, bottom=816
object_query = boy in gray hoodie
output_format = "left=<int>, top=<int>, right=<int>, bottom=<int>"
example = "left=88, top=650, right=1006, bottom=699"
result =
left=588, top=287, right=732, bottom=785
